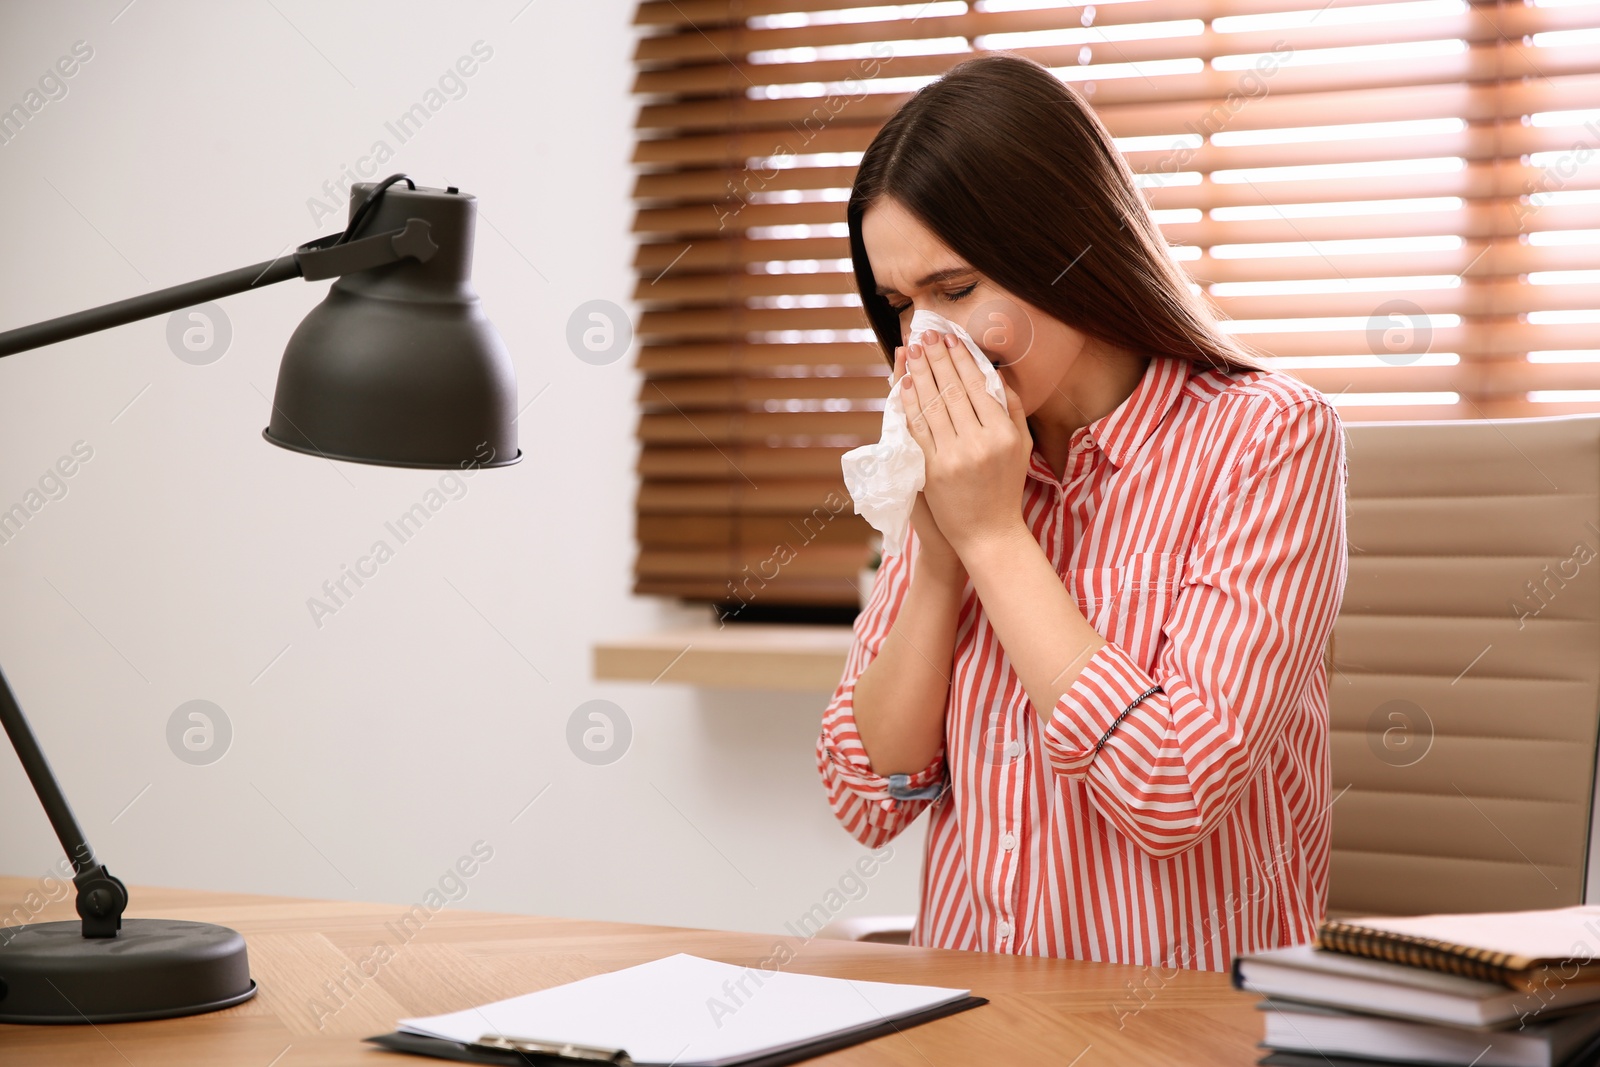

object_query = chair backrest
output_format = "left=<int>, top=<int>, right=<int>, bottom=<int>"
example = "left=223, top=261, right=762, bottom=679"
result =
left=1330, top=414, right=1600, bottom=916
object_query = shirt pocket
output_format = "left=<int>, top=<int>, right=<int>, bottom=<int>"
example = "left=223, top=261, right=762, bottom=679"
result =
left=1066, top=552, right=1183, bottom=673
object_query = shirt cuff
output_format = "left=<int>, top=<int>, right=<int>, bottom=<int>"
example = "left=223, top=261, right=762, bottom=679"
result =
left=1040, top=641, right=1161, bottom=778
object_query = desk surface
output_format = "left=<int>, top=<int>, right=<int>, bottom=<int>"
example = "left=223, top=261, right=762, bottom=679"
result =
left=0, top=878, right=1264, bottom=1066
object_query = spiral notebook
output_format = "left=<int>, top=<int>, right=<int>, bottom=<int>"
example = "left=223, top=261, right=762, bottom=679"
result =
left=1316, top=906, right=1600, bottom=991
left=365, top=953, right=985, bottom=1067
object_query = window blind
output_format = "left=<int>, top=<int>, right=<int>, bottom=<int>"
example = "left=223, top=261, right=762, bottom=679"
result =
left=631, top=0, right=1600, bottom=615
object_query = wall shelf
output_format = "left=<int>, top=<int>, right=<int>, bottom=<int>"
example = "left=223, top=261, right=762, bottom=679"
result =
left=592, top=623, right=854, bottom=691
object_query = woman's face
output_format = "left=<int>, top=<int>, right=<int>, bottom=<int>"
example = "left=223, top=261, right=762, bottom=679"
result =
left=860, top=196, right=1090, bottom=419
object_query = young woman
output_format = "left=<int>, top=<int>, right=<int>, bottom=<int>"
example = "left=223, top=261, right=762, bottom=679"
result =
left=816, top=55, right=1348, bottom=971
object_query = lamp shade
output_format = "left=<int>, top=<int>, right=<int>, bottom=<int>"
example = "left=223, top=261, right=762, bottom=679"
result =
left=265, top=182, right=521, bottom=469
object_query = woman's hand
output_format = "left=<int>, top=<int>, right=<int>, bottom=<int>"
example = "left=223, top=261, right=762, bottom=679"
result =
left=901, top=329, right=1033, bottom=558
left=890, top=344, right=964, bottom=579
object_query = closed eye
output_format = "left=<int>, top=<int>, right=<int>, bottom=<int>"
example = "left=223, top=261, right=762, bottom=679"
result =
left=884, top=281, right=977, bottom=314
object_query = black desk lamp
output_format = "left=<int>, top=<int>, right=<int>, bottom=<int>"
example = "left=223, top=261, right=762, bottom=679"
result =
left=0, top=174, right=520, bottom=1024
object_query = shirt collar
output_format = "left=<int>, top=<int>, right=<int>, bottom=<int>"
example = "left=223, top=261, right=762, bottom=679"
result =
left=1026, top=356, right=1192, bottom=482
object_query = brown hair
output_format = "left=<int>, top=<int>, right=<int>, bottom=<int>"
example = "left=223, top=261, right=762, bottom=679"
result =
left=848, top=54, right=1262, bottom=375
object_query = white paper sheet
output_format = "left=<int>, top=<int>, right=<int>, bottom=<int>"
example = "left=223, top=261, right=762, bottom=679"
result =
left=397, top=953, right=970, bottom=1067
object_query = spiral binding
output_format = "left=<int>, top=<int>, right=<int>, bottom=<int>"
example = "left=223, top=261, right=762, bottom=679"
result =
left=1315, top=919, right=1545, bottom=990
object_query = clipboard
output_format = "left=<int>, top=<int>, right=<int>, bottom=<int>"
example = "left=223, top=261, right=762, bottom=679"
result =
left=364, top=993, right=988, bottom=1066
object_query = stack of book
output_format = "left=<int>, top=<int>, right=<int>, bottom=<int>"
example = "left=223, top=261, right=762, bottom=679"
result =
left=1234, top=907, right=1600, bottom=1067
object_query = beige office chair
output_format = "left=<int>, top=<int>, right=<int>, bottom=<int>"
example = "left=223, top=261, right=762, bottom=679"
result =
left=824, top=413, right=1600, bottom=942
left=816, top=915, right=915, bottom=944
left=1330, top=413, right=1600, bottom=917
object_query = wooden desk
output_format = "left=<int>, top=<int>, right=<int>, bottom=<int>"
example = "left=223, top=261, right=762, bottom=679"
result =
left=0, top=879, right=1265, bottom=1065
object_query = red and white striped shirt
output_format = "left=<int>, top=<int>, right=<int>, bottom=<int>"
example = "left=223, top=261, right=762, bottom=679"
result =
left=817, top=355, right=1347, bottom=971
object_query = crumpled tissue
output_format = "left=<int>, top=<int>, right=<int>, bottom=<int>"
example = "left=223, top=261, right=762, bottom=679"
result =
left=841, top=309, right=1006, bottom=557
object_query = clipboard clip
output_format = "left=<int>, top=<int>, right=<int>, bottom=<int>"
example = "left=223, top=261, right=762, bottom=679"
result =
left=472, top=1034, right=634, bottom=1065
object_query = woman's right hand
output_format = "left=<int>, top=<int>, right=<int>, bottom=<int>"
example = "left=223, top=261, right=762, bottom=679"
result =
left=892, top=342, right=965, bottom=582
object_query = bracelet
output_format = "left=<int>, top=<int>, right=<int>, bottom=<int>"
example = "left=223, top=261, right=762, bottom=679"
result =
left=887, top=773, right=947, bottom=801
left=1091, top=684, right=1162, bottom=755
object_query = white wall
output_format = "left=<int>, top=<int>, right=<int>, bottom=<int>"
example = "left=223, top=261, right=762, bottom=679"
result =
left=0, top=1, right=921, bottom=938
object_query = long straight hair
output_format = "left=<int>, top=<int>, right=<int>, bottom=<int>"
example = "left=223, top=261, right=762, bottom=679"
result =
left=847, top=54, right=1262, bottom=375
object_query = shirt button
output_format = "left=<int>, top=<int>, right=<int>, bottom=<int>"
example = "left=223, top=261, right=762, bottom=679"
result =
left=1001, top=832, right=1017, bottom=851
left=879, top=798, right=895, bottom=811
left=997, top=921, right=1013, bottom=939
left=1003, top=740, right=1021, bottom=760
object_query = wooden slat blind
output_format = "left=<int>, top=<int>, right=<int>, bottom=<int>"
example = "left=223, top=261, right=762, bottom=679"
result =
left=631, top=0, right=1600, bottom=613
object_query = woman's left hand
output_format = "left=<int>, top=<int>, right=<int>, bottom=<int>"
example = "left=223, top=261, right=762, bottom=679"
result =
left=901, top=328, right=1033, bottom=557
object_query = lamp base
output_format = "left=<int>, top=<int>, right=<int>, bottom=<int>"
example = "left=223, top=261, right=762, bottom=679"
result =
left=0, top=918, right=255, bottom=1024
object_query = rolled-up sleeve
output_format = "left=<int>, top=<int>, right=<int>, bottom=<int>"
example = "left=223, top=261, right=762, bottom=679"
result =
left=1040, top=396, right=1347, bottom=858
left=817, top=529, right=947, bottom=848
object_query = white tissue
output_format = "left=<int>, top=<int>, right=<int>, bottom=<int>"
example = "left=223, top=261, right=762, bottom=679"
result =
left=841, top=310, right=1007, bottom=557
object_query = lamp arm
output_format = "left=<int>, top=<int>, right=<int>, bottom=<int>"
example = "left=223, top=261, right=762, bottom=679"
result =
left=0, top=665, right=126, bottom=938
left=0, top=218, right=437, bottom=360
